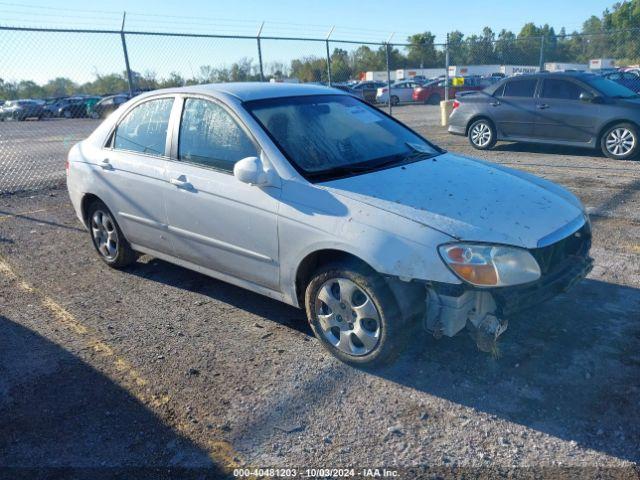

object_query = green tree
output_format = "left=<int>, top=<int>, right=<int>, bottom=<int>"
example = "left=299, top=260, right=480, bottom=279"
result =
left=42, top=77, right=78, bottom=97
left=406, top=32, right=438, bottom=68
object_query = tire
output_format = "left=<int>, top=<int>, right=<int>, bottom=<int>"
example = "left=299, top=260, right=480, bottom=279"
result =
left=426, top=93, right=441, bottom=105
left=390, top=95, right=400, bottom=106
left=63, top=110, right=72, bottom=119
left=305, top=261, right=410, bottom=367
left=600, top=122, right=639, bottom=160
left=86, top=200, right=137, bottom=269
left=468, top=118, right=497, bottom=150
left=91, top=111, right=100, bottom=119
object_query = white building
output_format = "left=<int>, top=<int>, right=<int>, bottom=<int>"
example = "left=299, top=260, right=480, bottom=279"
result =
left=589, top=58, right=616, bottom=70
left=500, top=65, right=539, bottom=76
left=363, top=71, right=398, bottom=82
left=544, top=62, right=589, bottom=72
left=395, top=68, right=446, bottom=81
left=448, top=65, right=501, bottom=77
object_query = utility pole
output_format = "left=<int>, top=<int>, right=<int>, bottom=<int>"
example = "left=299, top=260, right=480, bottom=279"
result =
left=120, top=12, right=134, bottom=96
left=257, top=22, right=265, bottom=82
left=444, top=33, right=450, bottom=102
left=386, top=33, right=394, bottom=115
left=326, top=26, right=335, bottom=86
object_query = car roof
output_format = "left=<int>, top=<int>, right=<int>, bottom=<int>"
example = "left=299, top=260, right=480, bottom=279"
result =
left=505, top=72, right=596, bottom=80
left=138, top=82, right=347, bottom=102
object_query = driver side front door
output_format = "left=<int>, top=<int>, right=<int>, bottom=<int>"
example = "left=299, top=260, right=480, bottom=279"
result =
left=163, top=96, right=281, bottom=291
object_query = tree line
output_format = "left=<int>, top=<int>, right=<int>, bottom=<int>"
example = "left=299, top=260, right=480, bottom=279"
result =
left=1, top=0, right=639, bottom=99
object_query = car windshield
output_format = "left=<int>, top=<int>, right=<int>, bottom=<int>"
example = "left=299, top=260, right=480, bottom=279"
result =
left=585, top=76, right=638, bottom=98
left=244, top=94, right=441, bottom=180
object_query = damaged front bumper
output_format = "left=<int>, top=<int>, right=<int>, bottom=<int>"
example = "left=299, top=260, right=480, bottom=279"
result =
left=424, top=254, right=593, bottom=350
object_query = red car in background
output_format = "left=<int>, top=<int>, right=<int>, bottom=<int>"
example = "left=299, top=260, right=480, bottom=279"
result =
left=413, top=77, right=500, bottom=104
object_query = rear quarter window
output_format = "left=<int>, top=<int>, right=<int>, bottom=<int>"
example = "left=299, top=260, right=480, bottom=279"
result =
left=112, top=97, right=174, bottom=156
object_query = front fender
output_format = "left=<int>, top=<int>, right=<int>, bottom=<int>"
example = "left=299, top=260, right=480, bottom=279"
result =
left=277, top=185, right=461, bottom=307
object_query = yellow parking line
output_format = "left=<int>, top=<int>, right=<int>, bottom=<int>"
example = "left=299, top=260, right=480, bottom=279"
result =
left=0, top=255, right=241, bottom=470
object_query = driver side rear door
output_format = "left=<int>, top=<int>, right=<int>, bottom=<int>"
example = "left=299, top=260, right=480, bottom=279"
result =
left=490, top=77, right=539, bottom=139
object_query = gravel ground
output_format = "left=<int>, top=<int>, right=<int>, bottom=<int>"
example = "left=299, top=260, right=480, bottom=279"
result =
left=0, top=105, right=639, bottom=479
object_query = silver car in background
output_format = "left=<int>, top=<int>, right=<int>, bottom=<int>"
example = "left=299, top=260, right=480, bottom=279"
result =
left=375, top=80, right=423, bottom=105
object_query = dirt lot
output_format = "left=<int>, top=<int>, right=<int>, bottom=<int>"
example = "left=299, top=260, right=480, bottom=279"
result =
left=0, top=105, right=639, bottom=478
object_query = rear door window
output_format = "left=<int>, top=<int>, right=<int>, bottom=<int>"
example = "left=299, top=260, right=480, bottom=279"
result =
left=501, top=79, right=538, bottom=98
left=113, top=97, right=174, bottom=156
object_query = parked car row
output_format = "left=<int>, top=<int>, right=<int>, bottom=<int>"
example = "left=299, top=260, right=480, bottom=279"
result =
left=448, top=71, right=640, bottom=160
left=0, top=93, right=133, bottom=121
left=601, top=70, right=640, bottom=93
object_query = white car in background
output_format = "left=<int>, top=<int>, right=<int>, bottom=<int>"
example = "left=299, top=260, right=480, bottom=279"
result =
left=375, top=80, right=423, bottom=105
left=67, top=82, right=593, bottom=366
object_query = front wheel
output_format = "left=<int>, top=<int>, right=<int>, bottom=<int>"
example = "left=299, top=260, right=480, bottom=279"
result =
left=601, top=123, right=639, bottom=160
left=390, top=95, right=399, bottom=106
left=468, top=118, right=497, bottom=150
left=305, top=262, right=409, bottom=367
left=87, top=200, right=137, bottom=269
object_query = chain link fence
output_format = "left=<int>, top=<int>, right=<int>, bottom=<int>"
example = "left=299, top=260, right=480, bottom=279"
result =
left=1, top=25, right=639, bottom=194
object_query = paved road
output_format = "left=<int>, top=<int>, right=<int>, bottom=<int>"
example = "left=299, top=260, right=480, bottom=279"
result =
left=0, top=106, right=639, bottom=478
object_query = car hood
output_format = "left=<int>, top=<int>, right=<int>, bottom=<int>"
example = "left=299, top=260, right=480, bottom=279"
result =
left=320, top=153, right=584, bottom=249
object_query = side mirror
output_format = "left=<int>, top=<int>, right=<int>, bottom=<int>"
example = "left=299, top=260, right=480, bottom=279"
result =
left=233, top=156, right=276, bottom=187
left=579, top=91, right=595, bottom=102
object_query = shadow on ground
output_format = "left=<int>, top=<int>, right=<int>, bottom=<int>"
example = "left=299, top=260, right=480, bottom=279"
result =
left=492, top=141, right=602, bottom=158
left=128, top=259, right=640, bottom=463
left=0, top=315, right=229, bottom=479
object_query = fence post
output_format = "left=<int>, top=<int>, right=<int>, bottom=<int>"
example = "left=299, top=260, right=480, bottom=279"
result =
left=120, top=12, right=134, bottom=96
left=539, top=35, right=545, bottom=71
left=444, top=33, right=450, bottom=102
left=385, top=42, right=392, bottom=115
left=256, top=22, right=265, bottom=82
left=325, top=26, right=334, bottom=85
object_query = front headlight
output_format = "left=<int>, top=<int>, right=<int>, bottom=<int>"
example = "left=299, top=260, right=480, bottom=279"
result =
left=438, top=243, right=541, bottom=287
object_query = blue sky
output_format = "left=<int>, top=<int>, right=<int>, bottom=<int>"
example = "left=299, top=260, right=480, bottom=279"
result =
left=0, top=0, right=616, bottom=84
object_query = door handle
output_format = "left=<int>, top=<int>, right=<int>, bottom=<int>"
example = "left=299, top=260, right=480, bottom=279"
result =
left=170, top=177, right=192, bottom=189
left=537, top=103, right=550, bottom=109
left=99, top=158, right=113, bottom=170
left=490, top=101, right=501, bottom=106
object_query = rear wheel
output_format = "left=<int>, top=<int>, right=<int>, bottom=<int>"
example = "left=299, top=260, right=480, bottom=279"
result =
left=468, top=118, right=497, bottom=150
left=87, top=200, right=137, bottom=269
left=390, top=95, right=400, bottom=106
left=600, top=122, right=639, bottom=160
left=305, top=262, right=410, bottom=367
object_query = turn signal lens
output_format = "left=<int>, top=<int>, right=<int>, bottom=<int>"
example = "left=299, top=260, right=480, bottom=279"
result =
left=439, top=243, right=541, bottom=287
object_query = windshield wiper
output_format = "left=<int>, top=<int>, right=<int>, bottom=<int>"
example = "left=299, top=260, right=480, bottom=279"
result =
left=306, top=147, right=438, bottom=180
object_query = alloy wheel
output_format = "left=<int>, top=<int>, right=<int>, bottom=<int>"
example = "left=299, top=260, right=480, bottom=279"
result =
left=91, top=210, right=118, bottom=260
left=605, top=127, right=635, bottom=157
left=471, top=122, right=492, bottom=147
left=314, top=278, right=381, bottom=356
